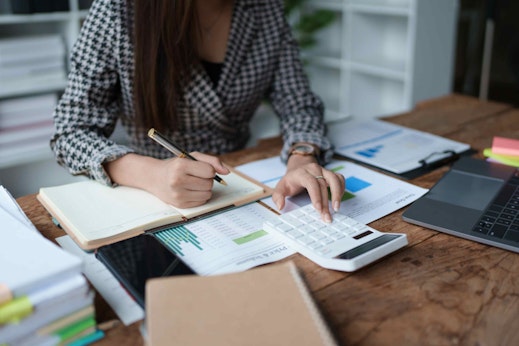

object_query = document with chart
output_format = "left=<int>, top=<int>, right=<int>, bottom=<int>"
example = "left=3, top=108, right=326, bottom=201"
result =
left=236, top=157, right=428, bottom=225
left=129, top=154, right=429, bottom=275
left=153, top=202, right=295, bottom=276
left=327, top=119, right=472, bottom=178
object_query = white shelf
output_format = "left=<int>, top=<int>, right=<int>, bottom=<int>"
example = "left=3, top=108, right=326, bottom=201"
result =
left=304, top=24, right=343, bottom=59
left=349, top=71, right=406, bottom=117
left=349, top=4, right=411, bottom=17
left=0, top=12, right=72, bottom=24
left=0, top=0, right=87, bottom=169
left=305, top=64, right=344, bottom=121
left=301, top=0, right=458, bottom=120
left=303, top=55, right=342, bottom=69
left=0, top=143, right=54, bottom=169
left=349, top=61, right=406, bottom=81
left=349, top=11, right=409, bottom=71
left=349, top=0, right=412, bottom=8
left=0, top=77, right=68, bottom=98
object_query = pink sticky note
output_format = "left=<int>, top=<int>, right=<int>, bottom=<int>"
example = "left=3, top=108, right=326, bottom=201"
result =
left=492, top=136, right=519, bottom=156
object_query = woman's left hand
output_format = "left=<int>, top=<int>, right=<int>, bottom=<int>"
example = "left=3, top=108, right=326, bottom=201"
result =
left=272, top=155, right=345, bottom=222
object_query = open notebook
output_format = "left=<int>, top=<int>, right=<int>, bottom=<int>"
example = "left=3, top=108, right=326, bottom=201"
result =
left=37, top=167, right=271, bottom=251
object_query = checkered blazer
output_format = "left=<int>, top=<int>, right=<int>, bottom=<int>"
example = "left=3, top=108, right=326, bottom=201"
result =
left=51, top=0, right=333, bottom=185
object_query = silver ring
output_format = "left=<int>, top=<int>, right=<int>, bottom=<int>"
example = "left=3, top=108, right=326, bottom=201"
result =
left=314, top=175, right=325, bottom=180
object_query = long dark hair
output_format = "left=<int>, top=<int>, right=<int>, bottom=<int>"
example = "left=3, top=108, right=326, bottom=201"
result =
left=133, top=0, right=199, bottom=132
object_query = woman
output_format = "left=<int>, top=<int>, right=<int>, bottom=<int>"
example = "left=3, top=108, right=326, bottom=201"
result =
left=51, top=0, right=344, bottom=222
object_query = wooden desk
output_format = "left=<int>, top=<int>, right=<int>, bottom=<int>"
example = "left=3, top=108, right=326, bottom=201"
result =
left=17, top=94, right=519, bottom=345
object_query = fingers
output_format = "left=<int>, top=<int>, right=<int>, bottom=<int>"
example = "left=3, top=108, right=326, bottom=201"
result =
left=316, top=175, right=332, bottom=223
left=157, top=153, right=230, bottom=209
left=327, top=172, right=345, bottom=212
left=161, top=158, right=215, bottom=208
left=273, top=163, right=346, bottom=223
left=272, top=190, right=286, bottom=211
left=190, top=152, right=230, bottom=175
left=304, top=172, right=332, bottom=223
left=171, top=190, right=213, bottom=208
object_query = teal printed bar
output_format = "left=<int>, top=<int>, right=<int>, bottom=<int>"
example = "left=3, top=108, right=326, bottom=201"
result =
left=172, top=226, right=202, bottom=247
left=157, top=231, right=184, bottom=256
left=155, top=226, right=203, bottom=256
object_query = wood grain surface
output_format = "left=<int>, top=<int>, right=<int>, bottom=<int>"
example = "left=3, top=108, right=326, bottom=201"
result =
left=18, top=94, right=519, bottom=346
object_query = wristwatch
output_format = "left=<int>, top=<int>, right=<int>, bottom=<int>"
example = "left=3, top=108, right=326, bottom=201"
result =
left=288, top=143, right=319, bottom=158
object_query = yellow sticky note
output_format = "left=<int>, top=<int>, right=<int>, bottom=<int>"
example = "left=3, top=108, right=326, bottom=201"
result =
left=0, top=296, right=33, bottom=324
left=483, top=148, right=519, bottom=167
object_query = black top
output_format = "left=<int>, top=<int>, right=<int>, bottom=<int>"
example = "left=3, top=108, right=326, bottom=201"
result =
left=201, top=59, right=223, bottom=86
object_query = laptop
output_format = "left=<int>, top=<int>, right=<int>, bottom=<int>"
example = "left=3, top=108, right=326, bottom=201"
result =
left=403, top=156, right=519, bottom=253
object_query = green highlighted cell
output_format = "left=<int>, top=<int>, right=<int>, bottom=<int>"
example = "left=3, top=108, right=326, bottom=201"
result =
left=233, top=230, right=268, bottom=245
left=329, top=165, right=345, bottom=173
left=341, top=191, right=355, bottom=201
left=327, top=187, right=355, bottom=201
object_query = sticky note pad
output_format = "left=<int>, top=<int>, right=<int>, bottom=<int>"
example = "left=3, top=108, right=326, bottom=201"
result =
left=492, top=136, right=519, bottom=156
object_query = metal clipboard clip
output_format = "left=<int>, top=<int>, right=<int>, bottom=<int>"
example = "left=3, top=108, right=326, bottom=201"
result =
left=418, top=150, right=459, bottom=169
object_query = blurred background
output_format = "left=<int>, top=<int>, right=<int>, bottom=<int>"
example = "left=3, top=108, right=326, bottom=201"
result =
left=0, top=0, right=518, bottom=197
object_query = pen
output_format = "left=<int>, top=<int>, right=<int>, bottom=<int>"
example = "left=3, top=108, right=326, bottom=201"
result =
left=148, top=128, right=227, bottom=186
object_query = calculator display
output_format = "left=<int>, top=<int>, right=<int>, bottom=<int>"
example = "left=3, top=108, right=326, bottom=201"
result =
left=336, top=234, right=401, bottom=259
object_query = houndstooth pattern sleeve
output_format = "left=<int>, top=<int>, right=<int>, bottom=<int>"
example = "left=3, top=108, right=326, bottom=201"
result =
left=50, top=0, right=134, bottom=185
left=267, top=1, right=333, bottom=165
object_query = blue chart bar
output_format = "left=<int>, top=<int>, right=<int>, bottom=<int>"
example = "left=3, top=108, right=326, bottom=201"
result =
left=345, top=176, right=372, bottom=193
left=355, top=144, right=384, bottom=158
left=155, top=225, right=202, bottom=256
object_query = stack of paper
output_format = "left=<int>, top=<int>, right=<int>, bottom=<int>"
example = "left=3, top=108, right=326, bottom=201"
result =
left=0, top=34, right=66, bottom=86
left=483, top=136, right=519, bottom=167
left=0, top=186, right=103, bottom=345
left=0, top=93, right=57, bottom=166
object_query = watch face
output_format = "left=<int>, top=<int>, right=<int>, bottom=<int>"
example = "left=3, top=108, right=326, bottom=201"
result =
left=291, top=144, right=316, bottom=156
left=294, top=145, right=314, bottom=153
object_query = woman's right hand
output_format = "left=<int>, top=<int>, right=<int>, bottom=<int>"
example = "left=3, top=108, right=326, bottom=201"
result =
left=104, top=152, right=230, bottom=208
left=151, top=152, right=230, bottom=208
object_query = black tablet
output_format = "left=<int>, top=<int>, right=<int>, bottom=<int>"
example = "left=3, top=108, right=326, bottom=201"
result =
left=95, top=234, right=195, bottom=308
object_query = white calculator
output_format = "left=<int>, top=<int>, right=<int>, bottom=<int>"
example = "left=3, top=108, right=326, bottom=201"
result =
left=263, top=204, right=408, bottom=272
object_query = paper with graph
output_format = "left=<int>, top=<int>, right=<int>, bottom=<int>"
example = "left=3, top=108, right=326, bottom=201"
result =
left=327, top=119, right=471, bottom=174
left=153, top=202, right=295, bottom=275
left=236, top=157, right=428, bottom=225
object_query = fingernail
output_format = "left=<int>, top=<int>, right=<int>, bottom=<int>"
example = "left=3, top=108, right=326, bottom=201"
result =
left=323, top=213, right=332, bottom=223
left=333, top=201, right=340, bottom=212
left=315, top=202, right=322, bottom=213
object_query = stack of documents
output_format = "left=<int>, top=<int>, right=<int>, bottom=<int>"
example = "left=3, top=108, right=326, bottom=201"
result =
left=0, top=186, right=103, bottom=345
left=0, top=93, right=57, bottom=166
left=0, top=34, right=66, bottom=86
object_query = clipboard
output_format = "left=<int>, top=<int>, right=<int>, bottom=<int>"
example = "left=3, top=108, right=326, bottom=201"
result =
left=327, top=119, right=474, bottom=179
left=335, top=148, right=475, bottom=179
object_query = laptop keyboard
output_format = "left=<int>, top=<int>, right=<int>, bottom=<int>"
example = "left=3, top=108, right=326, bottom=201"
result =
left=473, top=171, right=519, bottom=242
